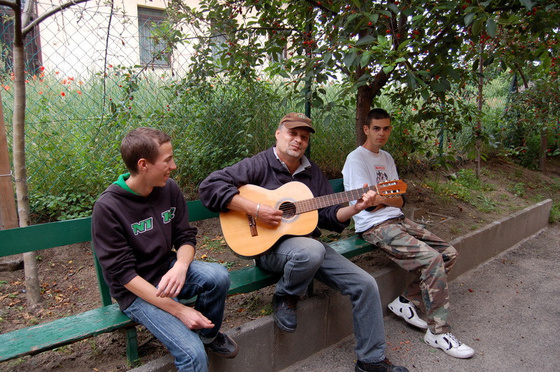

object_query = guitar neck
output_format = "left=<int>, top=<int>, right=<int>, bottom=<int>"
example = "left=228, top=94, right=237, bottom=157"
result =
left=295, top=185, right=376, bottom=214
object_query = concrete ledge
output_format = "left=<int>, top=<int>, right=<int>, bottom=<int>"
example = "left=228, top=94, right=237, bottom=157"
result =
left=448, top=198, right=552, bottom=281
left=133, top=199, right=553, bottom=372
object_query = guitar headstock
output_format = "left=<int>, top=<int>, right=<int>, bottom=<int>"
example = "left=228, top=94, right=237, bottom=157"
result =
left=376, top=180, right=407, bottom=196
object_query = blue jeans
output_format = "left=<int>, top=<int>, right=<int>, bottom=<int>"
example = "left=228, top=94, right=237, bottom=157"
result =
left=256, top=236, right=387, bottom=363
left=123, top=260, right=230, bottom=372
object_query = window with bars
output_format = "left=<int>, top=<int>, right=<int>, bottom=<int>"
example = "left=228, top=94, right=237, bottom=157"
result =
left=0, top=7, right=42, bottom=75
left=138, top=7, right=170, bottom=68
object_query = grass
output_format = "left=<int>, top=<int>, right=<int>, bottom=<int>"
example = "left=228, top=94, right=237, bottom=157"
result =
left=550, top=203, right=560, bottom=223
left=236, top=293, right=273, bottom=318
left=197, top=235, right=238, bottom=269
left=424, top=168, right=498, bottom=213
left=198, top=235, right=228, bottom=252
left=475, top=194, right=497, bottom=213
left=507, top=182, right=526, bottom=197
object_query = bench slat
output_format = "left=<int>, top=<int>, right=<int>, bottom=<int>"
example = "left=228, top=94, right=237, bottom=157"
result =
left=187, top=200, right=218, bottom=221
left=0, top=303, right=133, bottom=362
left=0, top=217, right=92, bottom=257
left=330, top=235, right=375, bottom=258
left=228, top=265, right=280, bottom=295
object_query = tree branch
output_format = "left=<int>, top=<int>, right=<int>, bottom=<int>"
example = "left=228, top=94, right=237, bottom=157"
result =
left=514, top=62, right=529, bottom=89
left=22, top=0, right=91, bottom=36
left=0, top=0, right=15, bottom=8
left=303, top=0, right=337, bottom=16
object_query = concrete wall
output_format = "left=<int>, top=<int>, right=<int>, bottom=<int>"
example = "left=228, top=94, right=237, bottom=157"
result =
left=134, top=199, right=552, bottom=372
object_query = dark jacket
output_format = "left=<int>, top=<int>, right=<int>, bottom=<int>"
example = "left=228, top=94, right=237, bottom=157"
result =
left=198, top=147, right=348, bottom=234
left=91, top=178, right=197, bottom=310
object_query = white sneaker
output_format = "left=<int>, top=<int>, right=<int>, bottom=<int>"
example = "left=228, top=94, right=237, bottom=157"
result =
left=388, top=296, right=428, bottom=329
left=424, top=330, right=475, bottom=359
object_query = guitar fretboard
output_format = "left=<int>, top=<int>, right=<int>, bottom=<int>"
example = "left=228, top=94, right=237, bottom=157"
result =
left=294, top=186, right=376, bottom=213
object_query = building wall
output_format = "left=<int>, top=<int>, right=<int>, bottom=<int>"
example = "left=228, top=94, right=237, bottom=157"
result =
left=35, top=0, right=198, bottom=79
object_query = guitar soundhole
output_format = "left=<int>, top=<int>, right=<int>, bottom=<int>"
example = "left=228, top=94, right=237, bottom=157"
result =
left=279, top=201, right=296, bottom=219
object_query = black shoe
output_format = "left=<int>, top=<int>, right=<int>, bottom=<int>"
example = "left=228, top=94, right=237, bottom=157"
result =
left=355, top=358, right=409, bottom=372
left=273, top=294, right=298, bottom=333
left=206, top=332, right=239, bottom=359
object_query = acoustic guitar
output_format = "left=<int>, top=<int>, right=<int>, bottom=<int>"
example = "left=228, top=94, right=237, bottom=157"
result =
left=219, top=180, right=407, bottom=257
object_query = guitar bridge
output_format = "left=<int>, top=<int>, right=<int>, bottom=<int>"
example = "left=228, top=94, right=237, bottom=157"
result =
left=247, top=214, right=258, bottom=237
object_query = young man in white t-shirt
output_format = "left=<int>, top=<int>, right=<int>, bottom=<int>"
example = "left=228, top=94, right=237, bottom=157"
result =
left=342, top=108, right=474, bottom=359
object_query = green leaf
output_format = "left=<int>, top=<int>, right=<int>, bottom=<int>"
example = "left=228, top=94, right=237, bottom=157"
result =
left=388, top=3, right=399, bottom=14
left=345, top=13, right=360, bottom=25
left=367, top=14, right=379, bottom=24
left=519, top=0, right=535, bottom=10
left=472, top=59, right=479, bottom=71
left=355, top=35, right=376, bottom=46
left=383, top=65, right=395, bottom=74
left=343, top=51, right=357, bottom=68
left=406, top=72, right=417, bottom=89
left=464, top=13, right=476, bottom=26
left=486, top=18, right=497, bottom=37
left=379, top=10, right=392, bottom=18
left=472, top=18, right=484, bottom=35
left=497, top=14, right=520, bottom=25
left=397, top=39, right=411, bottom=51
left=432, top=82, right=446, bottom=92
left=360, top=52, right=372, bottom=67
left=377, top=35, right=389, bottom=47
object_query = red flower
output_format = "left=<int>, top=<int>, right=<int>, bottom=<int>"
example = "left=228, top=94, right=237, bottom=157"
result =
left=61, top=92, right=65, bottom=97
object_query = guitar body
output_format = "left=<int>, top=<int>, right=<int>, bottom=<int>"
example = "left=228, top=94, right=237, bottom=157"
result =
left=219, top=182, right=318, bottom=257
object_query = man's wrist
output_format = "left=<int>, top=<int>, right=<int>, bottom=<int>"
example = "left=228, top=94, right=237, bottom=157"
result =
left=173, top=260, right=190, bottom=271
left=354, top=204, right=365, bottom=214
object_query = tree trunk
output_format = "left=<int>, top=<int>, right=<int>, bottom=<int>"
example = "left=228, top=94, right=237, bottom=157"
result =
left=539, top=127, right=547, bottom=172
left=355, top=68, right=388, bottom=145
left=12, top=5, right=43, bottom=309
left=475, top=45, right=484, bottom=179
left=0, top=92, right=19, bottom=230
left=355, top=84, right=374, bottom=146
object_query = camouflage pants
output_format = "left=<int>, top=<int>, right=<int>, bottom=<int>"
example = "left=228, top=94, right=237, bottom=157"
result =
left=362, top=217, right=457, bottom=334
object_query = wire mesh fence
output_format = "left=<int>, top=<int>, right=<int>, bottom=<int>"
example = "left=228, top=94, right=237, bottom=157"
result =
left=1, top=1, right=359, bottom=223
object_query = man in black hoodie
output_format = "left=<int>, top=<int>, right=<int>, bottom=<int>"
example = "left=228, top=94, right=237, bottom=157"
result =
left=199, top=113, right=408, bottom=372
left=92, top=127, right=237, bottom=372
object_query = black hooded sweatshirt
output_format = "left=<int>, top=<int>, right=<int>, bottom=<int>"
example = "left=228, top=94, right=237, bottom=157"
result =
left=91, top=176, right=197, bottom=311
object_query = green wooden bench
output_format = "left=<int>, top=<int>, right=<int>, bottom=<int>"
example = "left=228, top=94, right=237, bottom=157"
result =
left=0, top=179, right=375, bottom=366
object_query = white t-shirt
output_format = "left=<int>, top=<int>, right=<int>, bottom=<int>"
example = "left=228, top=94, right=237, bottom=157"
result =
left=342, top=146, right=404, bottom=233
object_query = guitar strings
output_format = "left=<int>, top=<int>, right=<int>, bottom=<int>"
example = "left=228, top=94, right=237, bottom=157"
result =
left=275, top=181, right=405, bottom=214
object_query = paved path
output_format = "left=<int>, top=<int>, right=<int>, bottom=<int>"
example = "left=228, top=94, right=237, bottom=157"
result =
left=282, top=224, right=560, bottom=372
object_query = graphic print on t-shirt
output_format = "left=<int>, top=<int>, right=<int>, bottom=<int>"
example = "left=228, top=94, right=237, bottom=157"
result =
left=375, top=165, right=389, bottom=184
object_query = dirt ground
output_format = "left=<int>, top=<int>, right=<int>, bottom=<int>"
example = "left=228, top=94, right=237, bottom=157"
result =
left=1, top=157, right=559, bottom=371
